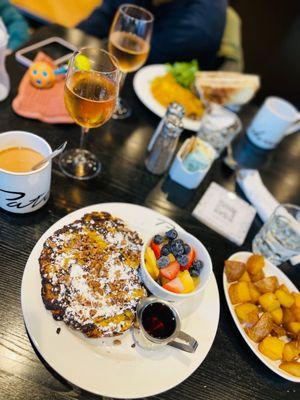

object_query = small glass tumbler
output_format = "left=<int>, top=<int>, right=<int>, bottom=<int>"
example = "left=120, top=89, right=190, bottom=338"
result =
left=252, top=204, right=300, bottom=266
left=197, top=104, right=241, bottom=155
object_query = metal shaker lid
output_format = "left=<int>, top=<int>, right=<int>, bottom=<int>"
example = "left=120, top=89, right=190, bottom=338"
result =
left=166, top=102, right=185, bottom=119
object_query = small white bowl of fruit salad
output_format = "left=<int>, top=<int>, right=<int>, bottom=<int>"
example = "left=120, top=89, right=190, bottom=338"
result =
left=141, top=228, right=213, bottom=302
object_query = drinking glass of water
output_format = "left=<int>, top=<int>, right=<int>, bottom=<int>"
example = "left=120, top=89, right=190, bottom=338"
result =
left=252, top=204, right=300, bottom=266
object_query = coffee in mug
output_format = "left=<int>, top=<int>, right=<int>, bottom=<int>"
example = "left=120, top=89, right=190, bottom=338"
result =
left=0, top=146, right=44, bottom=173
left=0, top=131, right=52, bottom=214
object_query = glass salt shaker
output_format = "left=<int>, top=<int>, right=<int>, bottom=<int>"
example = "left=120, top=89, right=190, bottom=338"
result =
left=0, top=18, right=10, bottom=101
left=145, top=117, right=183, bottom=175
left=147, top=102, right=185, bottom=151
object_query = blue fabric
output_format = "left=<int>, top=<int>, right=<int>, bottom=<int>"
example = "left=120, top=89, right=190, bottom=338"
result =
left=0, top=0, right=29, bottom=50
left=78, top=0, right=227, bottom=69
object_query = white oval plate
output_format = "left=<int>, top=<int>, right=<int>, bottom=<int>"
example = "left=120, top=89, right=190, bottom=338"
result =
left=22, top=202, right=220, bottom=398
left=223, top=251, right=300, bottom=383
left=133, top=64, right=202, bottom=132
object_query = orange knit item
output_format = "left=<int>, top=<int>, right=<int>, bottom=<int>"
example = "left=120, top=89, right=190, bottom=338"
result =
left=12, top=52, right=73, bottom=124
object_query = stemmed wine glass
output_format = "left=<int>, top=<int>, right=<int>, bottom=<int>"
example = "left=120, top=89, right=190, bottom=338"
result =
left=59, top=47, right=119, bottom=180
left=108, top=3, right=154, bottom=119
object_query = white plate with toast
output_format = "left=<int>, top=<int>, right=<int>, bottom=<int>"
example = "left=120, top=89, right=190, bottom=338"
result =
left=133, top=64, right=257, bottom=132
left=223, top=251, right=300, bottom=383
left=22, top=202, right=220, bottom=398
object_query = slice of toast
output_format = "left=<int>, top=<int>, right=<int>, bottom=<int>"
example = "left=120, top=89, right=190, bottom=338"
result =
left=195, top=71, right=260, bottom=105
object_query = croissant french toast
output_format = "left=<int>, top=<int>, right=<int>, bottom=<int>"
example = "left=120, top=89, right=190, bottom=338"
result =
left=39, top=211, right=146, bottom=338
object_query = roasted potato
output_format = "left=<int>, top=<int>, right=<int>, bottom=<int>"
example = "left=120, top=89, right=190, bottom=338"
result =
left=245, top=312, right=273, bottom=343
left=275, top=289, right=294, bottom=308
left=293, top=292, right=300, bottom=308
left=290, top=303, right=300, bottom=322
left=250, top=270, right=265, bottom=282
left=279, top=284, right=290, bottom=294
left=297, top=332, right=300, bottom=349
left=248, top=282, right=261, bottom=303
left=271, top=323, right=286, bottom=338
left=225, top=260, right=246, bottom=282
left=286, top=322, right=300, bottom=336
left=235, top=303, right=259, bottom=326
left=239, top=271, right=251, bottom=282
left=246, top=254, right=265, bottom=275
left=283, top=307, right=295, bottom=325
left=255, top=276, right=279, bottom=294
left=258, top=336, right=285, bottom=360
left=259, top=292, right=280, bottom=312
left=279, top=361, right=300, bottom=377
left=283, top=341, right=300, bottom=362
left=270, top=307, right=283, bottom=325
left=229, top=282, right=251, bottom=304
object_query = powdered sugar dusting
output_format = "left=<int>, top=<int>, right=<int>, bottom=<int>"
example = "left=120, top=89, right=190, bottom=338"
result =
left=39, top=212, right=146, bottom=337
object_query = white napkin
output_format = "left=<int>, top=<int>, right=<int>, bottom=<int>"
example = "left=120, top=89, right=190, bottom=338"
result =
left=237, top=169, right=300, bottom=265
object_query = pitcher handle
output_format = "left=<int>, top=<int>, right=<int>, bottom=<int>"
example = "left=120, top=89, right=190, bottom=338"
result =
left=167, top=331, right=198, bottom=353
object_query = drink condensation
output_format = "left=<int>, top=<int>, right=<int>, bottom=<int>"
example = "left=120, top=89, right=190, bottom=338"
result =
left=252, top=204, right=300, bottom=266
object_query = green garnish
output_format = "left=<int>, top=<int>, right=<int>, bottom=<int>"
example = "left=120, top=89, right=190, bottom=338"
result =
left=166, top=60, right=199, bottom=88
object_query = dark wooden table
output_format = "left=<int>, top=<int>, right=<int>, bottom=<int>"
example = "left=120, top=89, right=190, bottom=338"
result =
left=0, top=25, right=299, bottom=400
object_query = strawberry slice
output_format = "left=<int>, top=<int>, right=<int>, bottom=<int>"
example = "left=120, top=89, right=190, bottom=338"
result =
left=163, top=277, right=184, bottom=293
left=160, top=261, right=180, bottom=280
left=150, top=241, right=161, bottom=259
left=180, top=248, right=195, bottom=270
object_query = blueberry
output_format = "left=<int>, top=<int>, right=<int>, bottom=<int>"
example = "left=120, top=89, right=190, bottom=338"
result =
left=153, top=234, right=164, bottom=244
left=190, top=260, right=204, bottom=277
left=161, top=244, right=171, bottom=256
left=170, top=239, right=184, bottom=256
left=184, top=244, right=191, bottom=254
left=165, top=229, right=178, bottom=240
left=177, top=254, right=188, bottom=266
left=157, top=256, right=170, bottom=268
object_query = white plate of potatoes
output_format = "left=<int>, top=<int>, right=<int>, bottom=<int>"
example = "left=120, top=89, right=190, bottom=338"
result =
left=223, top=251, right=300, bottom=382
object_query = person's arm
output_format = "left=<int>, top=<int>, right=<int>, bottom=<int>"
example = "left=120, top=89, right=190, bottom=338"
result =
left=77, top=0, right=120, bottom=38
left=0, top=1, right=29, bottom=51
left=148, top=0, right=227, bottom=69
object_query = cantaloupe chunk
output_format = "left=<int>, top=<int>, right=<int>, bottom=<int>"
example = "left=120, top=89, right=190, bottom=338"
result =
left=178, top=270, right=195, bottom=293
left=145, top=247, right=159, bottom=280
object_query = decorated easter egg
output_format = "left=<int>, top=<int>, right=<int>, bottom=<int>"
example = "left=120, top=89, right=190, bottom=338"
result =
left=29, top=62, right=55, bottom=89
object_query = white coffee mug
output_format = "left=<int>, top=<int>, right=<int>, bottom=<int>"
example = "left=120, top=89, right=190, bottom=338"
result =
left=247, top=96, right=300, bottom=149
left=0, top=131, right=52, bottom=214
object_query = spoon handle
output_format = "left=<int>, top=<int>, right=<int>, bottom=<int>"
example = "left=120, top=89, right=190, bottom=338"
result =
left=32, top=141, right=67, bottom=171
